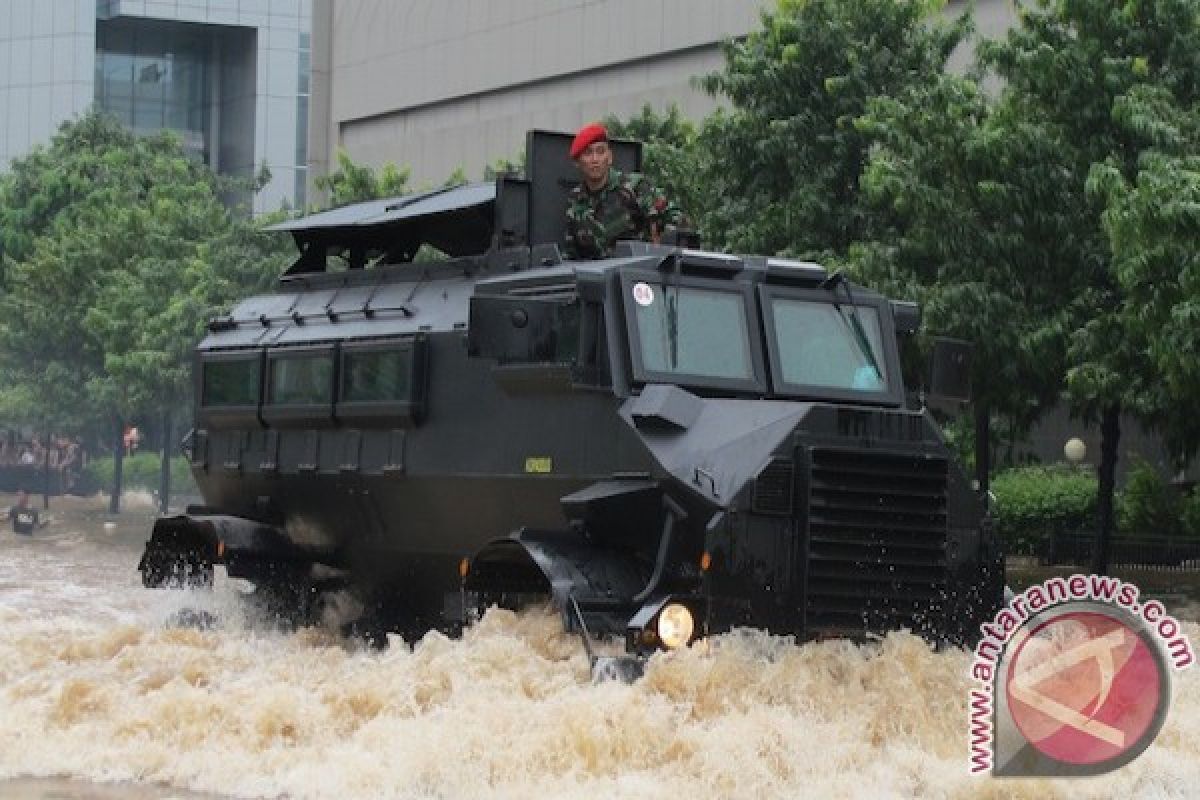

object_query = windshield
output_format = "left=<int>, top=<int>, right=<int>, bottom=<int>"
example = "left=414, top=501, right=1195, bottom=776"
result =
left=630, top=282, right=755, bottom=383
left=769, top=297, right=888, bottom=393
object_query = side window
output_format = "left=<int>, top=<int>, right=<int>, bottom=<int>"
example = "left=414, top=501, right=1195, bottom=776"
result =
left=202, top=357, right=260, bottom=407
left=342, top=348, right=412, bottom=403
left=267, top=352, right=335, bottom=406
left=261, top=346, right=337, bottom=427
left=197, top=350, right=263, bottom=429
left=336, top=337, right=427, bottom=425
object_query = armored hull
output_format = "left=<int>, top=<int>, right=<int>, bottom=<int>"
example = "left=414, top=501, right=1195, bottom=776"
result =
left=140, top=131, right=1004, bottom=662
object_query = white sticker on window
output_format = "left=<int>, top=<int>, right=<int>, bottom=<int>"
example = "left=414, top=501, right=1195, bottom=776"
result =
left=632, top=282, right=655, bottom=307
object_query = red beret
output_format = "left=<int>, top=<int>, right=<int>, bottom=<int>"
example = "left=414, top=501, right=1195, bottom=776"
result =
left=570, top=123, right=608, bottom=159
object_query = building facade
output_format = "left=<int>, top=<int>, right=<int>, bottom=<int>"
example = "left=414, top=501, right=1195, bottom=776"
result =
left=0, top=0, right=311, bottom=212
left=309, top=0, right=1014, bottom=191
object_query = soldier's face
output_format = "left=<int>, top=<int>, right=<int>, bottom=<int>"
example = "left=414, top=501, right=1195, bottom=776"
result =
left=576, top=141, right=612, bottom=189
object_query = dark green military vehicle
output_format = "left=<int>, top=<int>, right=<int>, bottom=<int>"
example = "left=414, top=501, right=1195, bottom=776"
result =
left=140, top=131, right=1003, bottom=673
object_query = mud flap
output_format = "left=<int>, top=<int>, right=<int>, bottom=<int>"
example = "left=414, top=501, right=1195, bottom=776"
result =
left=465, top=528, right=650, bottom=637
left=944, top=526, right=1006, bottom=647
left=139, top=516, right=220, bottom=588
left=139, top=513, right=342, bottom=586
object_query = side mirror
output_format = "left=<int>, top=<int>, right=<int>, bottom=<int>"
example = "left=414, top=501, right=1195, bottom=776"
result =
left=928, top=337, right=971, bottom=403
left=891, top=301, right=920, bottom=335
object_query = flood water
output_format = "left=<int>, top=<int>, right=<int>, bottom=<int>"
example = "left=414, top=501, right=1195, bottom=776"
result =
left=1, top=493, right=1197, bottom=799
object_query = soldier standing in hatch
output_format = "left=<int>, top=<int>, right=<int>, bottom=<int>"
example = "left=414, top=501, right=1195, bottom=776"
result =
left=564, top=122, right=685, bottom=259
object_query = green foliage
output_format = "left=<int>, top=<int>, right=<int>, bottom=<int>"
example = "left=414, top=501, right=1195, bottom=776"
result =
left=1117, top=459, right=1184, bottom=537
left=205, top=209, right=297, bottom=300
left=0, top=114, right=131, bottom=275
left=856, top=72, right=1086, bottom=436
left=1087, top=91, right=1200, bottom=465
left=967, top=0, right=1200, bottom=568
left=83, top=453, right=198, bottom=497
left=482, top=153, right=526, bottom=181
left=939, top=411, right=977, bottom=475
left=310, top=150, right=470, bottom=265
left=314, top=148, right=476, bottom=208
left=978, top=0, right=1200, bottom=433
left=991, top=466, right=1098, bottom=553
left=442, top=166, right=469, bottom=189
left=314, top=148, right=412, bottom=208
left=1183, top=487, right=1200, bottom=539
left=0, top=113, right=233, bottom=429
left=851, top=10, right=1123, bottom=479
left=696, top=0, right=970, bottom=258
left=603, top=105, right=704, bottom=225
left=0, top=112, right=294, bottom=506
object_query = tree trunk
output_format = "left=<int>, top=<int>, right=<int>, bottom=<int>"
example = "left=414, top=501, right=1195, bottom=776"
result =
left=1090, top=403, right=1121, bottom=576
left=158, top=408, right=171, bottom=515
left=109, top=417, right=124, bottom=515
left=974, top=403, right=991, bottom=494
left=42, top=422, right=51, bottom=511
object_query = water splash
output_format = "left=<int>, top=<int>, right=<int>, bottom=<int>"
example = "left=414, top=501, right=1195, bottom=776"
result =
left=1, top=500, right=1197, bottom=799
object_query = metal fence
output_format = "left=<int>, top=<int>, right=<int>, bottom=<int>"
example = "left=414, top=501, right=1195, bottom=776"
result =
left=1031, top=532, right=1200, bottom=571
left=0, top=465, right=75, bottom=495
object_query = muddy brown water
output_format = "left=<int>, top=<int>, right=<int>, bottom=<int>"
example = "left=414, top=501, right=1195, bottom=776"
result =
left=1, top=493, right=1197, bottom=799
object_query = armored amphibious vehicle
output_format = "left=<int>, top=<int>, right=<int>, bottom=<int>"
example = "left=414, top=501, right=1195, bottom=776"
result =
left=140, top=131, right=1004, bottom=666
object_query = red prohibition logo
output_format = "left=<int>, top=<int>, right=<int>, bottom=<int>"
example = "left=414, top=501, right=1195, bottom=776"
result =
left=1005, top=610, right=1166, bottom=768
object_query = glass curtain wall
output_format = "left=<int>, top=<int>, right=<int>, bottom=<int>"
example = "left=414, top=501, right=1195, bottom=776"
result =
left=295, top=31, right=310, bottom=209
left=95, top=22, right=213, bottom=165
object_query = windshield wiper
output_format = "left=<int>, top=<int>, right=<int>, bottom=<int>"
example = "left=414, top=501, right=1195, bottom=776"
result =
left=819, top=271, right=883, bottom=385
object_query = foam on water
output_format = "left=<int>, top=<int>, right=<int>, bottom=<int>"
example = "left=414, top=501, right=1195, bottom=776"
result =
left=1, top=503, right=1197, bottom=799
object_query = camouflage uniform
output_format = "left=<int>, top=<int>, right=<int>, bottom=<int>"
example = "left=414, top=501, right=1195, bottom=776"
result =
left=564, top=168, right=684, bottom=259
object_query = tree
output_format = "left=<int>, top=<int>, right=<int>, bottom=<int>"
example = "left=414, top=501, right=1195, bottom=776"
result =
left=979, top=0, right=1200, bottom=573
left=0, top=112, right=275, bottom=512
left=1089, top=87, right=1200, bottom=467
left=696, top=0, right=970, bottom=258
left=1, top=116, right=152, bottom=506
left=856, top=70, right=1089, bottom=491
left=603, top=104, right=705, bottom=224
left=482, top=153, right=525, bottom=182
left=314, top=148, right=411, bottom=208
left=0, top=114, right=136, bottom=279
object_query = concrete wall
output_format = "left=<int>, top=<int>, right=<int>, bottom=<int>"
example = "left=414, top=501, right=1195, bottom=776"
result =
left=317, top=0, right=768, bottom=190
left=308, top=0, right=334, bottom=198
left=313, top=0, right=1017, bottom=194
left=0, top=0, right=96, bottom=171
left=217, top=26, right=258, bottom=180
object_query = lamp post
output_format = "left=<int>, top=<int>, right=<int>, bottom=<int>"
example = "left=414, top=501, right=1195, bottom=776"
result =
left=1064, top=437, right=1087, bottom=467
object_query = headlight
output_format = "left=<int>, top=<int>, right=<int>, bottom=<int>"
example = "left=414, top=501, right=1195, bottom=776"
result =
left=656, top=603, right=695, bottom=649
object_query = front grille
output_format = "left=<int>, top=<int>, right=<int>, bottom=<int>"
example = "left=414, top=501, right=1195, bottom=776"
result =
left=752, top=458, right=795, bottom=515
left=804, top=447, right=948, bottom=638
